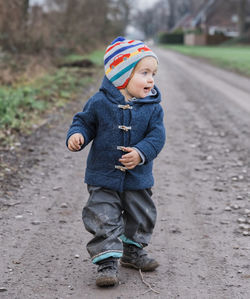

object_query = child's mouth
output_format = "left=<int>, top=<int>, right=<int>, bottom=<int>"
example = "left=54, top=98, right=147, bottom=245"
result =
left=144, top=87, right=151, bottom=92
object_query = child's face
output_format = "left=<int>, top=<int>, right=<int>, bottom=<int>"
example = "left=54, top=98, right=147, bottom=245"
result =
left=126, top=57, right=158, bottom=99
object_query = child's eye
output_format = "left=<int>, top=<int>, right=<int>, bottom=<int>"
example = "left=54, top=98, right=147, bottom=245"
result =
left=142, top=71, right=147, bottom=75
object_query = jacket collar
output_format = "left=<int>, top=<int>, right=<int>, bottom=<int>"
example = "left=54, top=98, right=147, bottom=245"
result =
left=100, top=76, right=162, bottom=105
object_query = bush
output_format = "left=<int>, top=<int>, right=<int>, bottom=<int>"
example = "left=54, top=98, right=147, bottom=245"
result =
left=158, top=32, right=184, bottom=44
left=185, top=28, right=203, bottom=35
left=221, top=34, right=250, bottom=46
left=0, top=66, right=94, bottom=131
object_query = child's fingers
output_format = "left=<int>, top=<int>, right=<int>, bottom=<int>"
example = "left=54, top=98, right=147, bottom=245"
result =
left=120, top=159, right=136, bottom=167
left=127, top=166, right=135, bottom=169
left=124, top=162, right=134, bottom=167
left=124, top=163, right=135, bottom=169
left=119, top=156, right=133, bottom=163
left=121, top=147, right=133, bottom=153
left=69, top=137, right=81, bottom=151
left=68, top=141, right=79, bottom=151
left=79, top=135, right=84, bottom=145
left=121, top=152, right=134, bottom=159
left=68, top=143, right=76, bottom=151
left=120, top=157, right=133, bottom=163
left=67, top=134, right=84, bottom=151
left=120, top=161, right=135, bottom=169
left=119, top=148, right=139, bottom=167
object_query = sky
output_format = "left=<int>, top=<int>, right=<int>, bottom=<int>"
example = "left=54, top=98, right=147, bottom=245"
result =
left=30, top=0, right=159, bottom=10
left=136, top=0, right=158, bottom=9
left=30, top=0, right=44, bottom=5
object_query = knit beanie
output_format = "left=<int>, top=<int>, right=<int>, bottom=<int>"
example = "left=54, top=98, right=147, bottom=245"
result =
left=104, top=36, right=158, bottom=89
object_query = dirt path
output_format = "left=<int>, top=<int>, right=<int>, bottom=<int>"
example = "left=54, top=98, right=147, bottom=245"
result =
left=1, top=48, right=250, bottom=299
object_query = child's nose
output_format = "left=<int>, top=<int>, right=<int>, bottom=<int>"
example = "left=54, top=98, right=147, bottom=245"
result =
left=148, top=75, right=154, bottom=83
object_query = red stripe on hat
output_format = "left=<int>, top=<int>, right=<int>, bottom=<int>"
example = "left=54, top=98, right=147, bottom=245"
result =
left=117, top=78, right=130, bottom=90
left=105, top=40, right=135, bottom=54
left=105, top=41, right=126, bottom=54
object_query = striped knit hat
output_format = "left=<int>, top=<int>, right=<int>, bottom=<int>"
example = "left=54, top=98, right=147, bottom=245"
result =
left=104, top=36, right=158, bottom=89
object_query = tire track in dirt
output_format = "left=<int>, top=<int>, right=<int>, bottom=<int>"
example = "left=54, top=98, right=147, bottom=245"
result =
left=151, top=48, right=250, bottom=298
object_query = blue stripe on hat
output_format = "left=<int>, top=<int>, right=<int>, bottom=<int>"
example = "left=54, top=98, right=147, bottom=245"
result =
left=110, top=59, right=141, bottom=83
left=110, top=36, right=126, bottom=44
left=104, top=42, right=144, bottom=65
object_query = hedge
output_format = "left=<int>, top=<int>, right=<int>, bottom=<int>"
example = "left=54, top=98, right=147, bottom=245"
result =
left=158, top=32, right=184, bottom=44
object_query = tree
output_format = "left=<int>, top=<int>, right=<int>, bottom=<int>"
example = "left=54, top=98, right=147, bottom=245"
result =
left=132, top=0, right=194, bottom=38
left=238, top=0, right=247, bottom=37
left=0, top=0, right=133, bottom=54
left=23, top=0, right=30, bottom=18
left=0, top=0, right=30, bottom=51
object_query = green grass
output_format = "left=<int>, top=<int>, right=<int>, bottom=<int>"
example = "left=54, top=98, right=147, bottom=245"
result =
left=0, top=87, right=44, bottom=128
left=164, top=45, right=250, bottom=76
left=62, top=49, right=105, bottom=66
left=0, top=49, right=106, bottom=135
left=87, top=50, right=105, bottom=66
left=0, top=63, right=95, bottom=134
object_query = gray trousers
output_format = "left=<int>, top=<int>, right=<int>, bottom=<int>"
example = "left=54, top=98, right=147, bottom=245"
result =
left=82, top=185, right=157, bottom=263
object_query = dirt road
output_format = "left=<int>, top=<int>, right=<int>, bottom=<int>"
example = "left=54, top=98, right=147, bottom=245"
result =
left=1, top=48, right=250, bottom=299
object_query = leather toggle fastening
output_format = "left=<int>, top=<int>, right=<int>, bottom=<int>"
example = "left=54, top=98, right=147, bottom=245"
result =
left=117, top=146, right=126, bottom=151
left=118, top=125, right=131, bottom=131
left=118, top=104, right=133, bottom=110
left=115, top=165, right=128, bottom=172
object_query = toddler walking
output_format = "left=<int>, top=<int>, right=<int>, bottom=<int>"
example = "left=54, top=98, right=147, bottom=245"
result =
left=66, top=36, right=165, bottom=287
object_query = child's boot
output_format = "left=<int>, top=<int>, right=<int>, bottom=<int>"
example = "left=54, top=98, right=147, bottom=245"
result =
left=120, top=243, right=159, bottom=271
left=96, top=257, right=119, bottom=287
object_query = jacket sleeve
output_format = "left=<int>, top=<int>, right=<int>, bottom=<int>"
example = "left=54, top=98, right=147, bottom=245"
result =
left=66, top=97, right=97, bottom=150
left=134, top=104, right=165, bottom=163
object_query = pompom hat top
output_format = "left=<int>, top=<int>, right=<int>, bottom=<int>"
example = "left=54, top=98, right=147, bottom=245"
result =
left=104, top=36, right=158, bottom=90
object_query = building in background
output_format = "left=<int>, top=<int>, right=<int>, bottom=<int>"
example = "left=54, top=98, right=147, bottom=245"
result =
left=170, top=0, right=250, bottom=45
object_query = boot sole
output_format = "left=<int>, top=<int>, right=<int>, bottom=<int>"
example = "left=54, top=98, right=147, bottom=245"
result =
left=120, top=260, right=159, bottom=272
left=96, top=276, right=118, bottom=287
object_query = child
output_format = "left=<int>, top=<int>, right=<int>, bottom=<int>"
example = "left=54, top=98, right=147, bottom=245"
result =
left=66, top=36, right=165, bottom=287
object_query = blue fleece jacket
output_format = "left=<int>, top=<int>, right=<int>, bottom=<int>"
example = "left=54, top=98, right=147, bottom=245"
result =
left=66, top=76, right=165, bottom=192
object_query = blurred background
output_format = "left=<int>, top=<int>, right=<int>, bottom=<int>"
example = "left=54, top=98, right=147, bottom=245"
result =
left=0, top=0, right=250, bottom=144
left=1, top=0, right=250, bottom=55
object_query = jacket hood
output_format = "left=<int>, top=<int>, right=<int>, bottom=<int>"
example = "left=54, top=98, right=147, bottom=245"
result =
left=99, top=76, right=162, bottom=105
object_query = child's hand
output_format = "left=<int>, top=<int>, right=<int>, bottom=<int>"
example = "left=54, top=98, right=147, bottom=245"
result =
left=68, top=133, right=84, bottom=151
left=119, top=147, right=141, bottom=169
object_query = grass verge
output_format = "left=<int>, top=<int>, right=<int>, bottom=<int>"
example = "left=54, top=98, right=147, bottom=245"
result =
left=0, top=50, right=105, bottom=144
left=163, top=45, right=250, bottom=77
left=59, top=49, right=104, bottom=66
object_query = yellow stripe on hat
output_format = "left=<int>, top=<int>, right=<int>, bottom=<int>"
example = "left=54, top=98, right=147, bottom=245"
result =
left=105, top=49, right=141, bottom=76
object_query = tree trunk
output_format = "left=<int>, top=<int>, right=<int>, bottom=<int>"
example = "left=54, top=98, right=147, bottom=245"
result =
left=167, top=0, right=176, bottom=30
left=238, top=0, right=246, bottom=37
left=23, top=0, right=29, bottom=18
